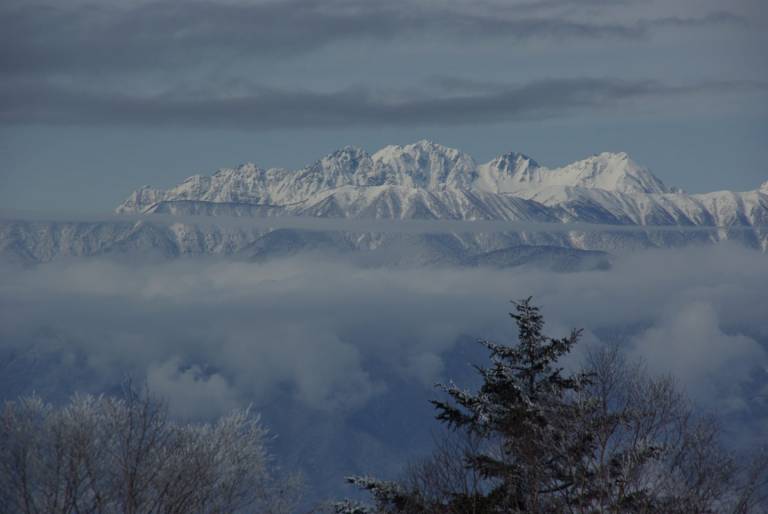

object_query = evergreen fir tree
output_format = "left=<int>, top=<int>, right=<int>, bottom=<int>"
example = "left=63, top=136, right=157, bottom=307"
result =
left=337, top=298, right=766, bottom=514
left=431, top=297, right=594, bottom=512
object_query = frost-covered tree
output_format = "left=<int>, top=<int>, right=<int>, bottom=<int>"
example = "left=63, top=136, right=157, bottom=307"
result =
left=337, top=298, right=768, bottom=514
left=336, top=297, right=597, bottom=514
left=0, top=386, right=302, bottom=514
left=579, top=345, right=768, bottom=514
left=428, top=297, right=600, bottom=512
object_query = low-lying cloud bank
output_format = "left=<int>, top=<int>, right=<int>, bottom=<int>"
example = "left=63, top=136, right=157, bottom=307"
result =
left=6, top=210, right=765, bottom=233
left=0, top=245, right=768, bottom=495
left=1, top=244, right=766, bottom=461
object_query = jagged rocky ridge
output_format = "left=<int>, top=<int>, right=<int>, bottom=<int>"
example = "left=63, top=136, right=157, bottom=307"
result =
left=2, top=141, right=767, bottom=265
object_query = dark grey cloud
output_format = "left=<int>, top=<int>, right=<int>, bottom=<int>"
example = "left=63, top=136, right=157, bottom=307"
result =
left=648, top=11, right=747, bottom=29
left=1, top=0, right=759, bottom=134
left=2, top=76, right=765, bottom=128
left=0, top=0, right=747, bottom=78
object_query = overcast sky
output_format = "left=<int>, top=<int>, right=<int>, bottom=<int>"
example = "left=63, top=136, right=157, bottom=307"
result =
left=1, top=0, right=767, bottom=211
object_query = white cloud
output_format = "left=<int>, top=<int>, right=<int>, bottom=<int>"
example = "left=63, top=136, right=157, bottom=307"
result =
left=147, top=357, right=241, bottom=419
left=0, top=243, right=766, bottom=420
left=2, top=242, right=767, bottom=495
left=631, top=301, right=766, bottom=409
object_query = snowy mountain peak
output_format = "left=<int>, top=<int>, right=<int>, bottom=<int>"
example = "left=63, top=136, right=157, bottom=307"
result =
left=116, top=185, right=165, bottom=214
left=236, top=162, right=260, bottom=173
left=325, top=145, right=370, bottom=162
left=553, top=152, right=669, bottom=194
left=208, top=162, right=263, bottom=178
left=760, top=180, right=768, bottom=193
left=493, top=151, right=537, bottom=169
left=491, top=152, right=540, bottom=176
left=472, top=152, right=538, bottom=193
left=116, top=143, right=679, bottom=215
left=313, top=146, right=371, bottom=175
left=368, top=140, right=477, bottom=189
left=475, top=150, right=667, bottom=195
left=371, top=140, right=467, bottom=162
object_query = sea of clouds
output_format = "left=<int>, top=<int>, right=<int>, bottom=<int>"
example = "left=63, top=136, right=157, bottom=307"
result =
left=1, top=242, right=766, bottom=496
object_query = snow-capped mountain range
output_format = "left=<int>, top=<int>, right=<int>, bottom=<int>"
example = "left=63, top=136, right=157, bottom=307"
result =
left=116, top=140, right=766, bottom=228
left=116, top=143, right=666, bottom=215
left=3, top=141, right=767, bottom=265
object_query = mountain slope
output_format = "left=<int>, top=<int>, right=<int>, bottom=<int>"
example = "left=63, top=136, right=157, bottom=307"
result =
left=3, top=141, right=767, bottom=264
left=116, top=142, right=680, bottom=216
left=476, top=151, right=669, bottom=195
left=114, top=140, right=764, bottom=229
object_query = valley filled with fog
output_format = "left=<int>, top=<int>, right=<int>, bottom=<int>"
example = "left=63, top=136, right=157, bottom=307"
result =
left=2, top=243, right=766, bottom=500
